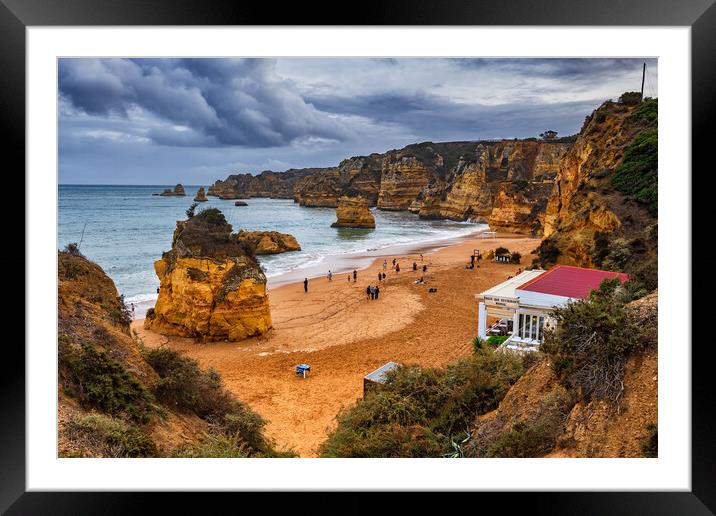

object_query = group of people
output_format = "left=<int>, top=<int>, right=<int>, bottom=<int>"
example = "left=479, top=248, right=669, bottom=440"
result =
left=366, top=284, right=380, bottom=300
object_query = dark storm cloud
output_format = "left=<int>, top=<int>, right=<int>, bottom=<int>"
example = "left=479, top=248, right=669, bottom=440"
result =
left=453, top=58, right=657, bottom=81
left=58, top=57, right=657, bottom=184
left=58, top=58, right=351, bottom=147
left=307, top=91, right=598, bottom=139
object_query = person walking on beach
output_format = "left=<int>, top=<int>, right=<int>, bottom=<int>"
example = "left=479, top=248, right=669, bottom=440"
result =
left=304, top=278, right=308, bottom=293
left=383, top=259, right=387, bottom=270
left=378, top=272, right=382, bottom=283
left=395, top=263, right=400, bottom=273
left=375, top=285, right=380, bottom=299
left=328, top=270, right=333, bottom=281
left=370, top=286, right=375, bottom=300
left=382, top=272, right=386, bottom=281
left=366, top=285, right=371, bottom=300
left=131, top=303, right=135, bottom=319
left=471, top=254, right=475, bottom=266
left=413, top=261, right=417, bottom=271
left=392, top=258, right=396, bottom=268
left=353, top=269, right=357, bottom=282
left=420, top=253, right=423, bottom=262
left=422, top=264, right=427, bottom=273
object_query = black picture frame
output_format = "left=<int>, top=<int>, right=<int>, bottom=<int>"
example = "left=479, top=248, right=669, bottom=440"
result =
left=4, top=0, right=711, bottom=512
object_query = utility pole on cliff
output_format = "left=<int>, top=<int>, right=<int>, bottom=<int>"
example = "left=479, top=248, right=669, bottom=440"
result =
left=640, top=62, right=646, bottom=100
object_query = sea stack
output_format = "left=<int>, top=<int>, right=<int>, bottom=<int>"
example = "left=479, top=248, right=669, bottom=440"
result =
left=331, top=196, right=376, bottom=228
left=193, top=186, right=208, bottom=202
left=237, top=230, right=301, bottom=255
left=234, top=200, right=248, bottom=206
left=159, top=184, right=187, bottom=197
left=144, top=208, right=272, bottom=342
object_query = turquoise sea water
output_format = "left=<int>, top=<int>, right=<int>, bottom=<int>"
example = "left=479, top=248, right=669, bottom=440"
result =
left=59, top=185, right=486, bottom=315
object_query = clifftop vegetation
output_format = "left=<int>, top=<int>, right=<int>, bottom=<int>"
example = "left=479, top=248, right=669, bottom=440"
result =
left=58, top=248, right=290, bottom=457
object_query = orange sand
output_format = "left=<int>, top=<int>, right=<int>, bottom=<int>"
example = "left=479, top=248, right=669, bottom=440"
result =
left=133, top=234, right=540, bottom=457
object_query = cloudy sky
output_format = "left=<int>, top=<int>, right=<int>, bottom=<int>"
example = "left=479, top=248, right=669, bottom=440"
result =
left=59, top=58, right=658, bottom=185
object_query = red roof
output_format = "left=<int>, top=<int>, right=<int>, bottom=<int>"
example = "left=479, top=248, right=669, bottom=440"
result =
left=516, top=265, right=629, bottom=299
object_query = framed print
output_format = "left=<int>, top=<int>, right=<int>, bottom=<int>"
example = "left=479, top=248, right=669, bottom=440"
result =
left=4, top=0, right=714, bottom=512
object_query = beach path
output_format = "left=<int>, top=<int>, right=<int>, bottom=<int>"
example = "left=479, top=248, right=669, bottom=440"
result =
left=133, top=234, right=540, bottom=457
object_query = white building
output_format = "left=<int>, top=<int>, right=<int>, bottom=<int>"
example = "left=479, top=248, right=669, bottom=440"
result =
left=475, top=265, right=629, bottom=353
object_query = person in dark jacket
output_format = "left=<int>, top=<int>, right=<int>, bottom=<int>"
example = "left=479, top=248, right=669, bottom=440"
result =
left=375, top=286, right=380, bottom=299
left=304, top=278, right=308, bottom=293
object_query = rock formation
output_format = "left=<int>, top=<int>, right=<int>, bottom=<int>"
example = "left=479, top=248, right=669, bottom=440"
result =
left=540, top=99, right=658, bottom=268
left=236, top=230, right=301, bottom=255
left=331, top=196, right=376, bottom=228
left=159, top=184, right=186, bottom=196
left=207, top=139, right=571, bottom=235
left=234, top=200, right=248, bottom=206
left=144, top=208, right=272, bottom=341
left=193, top=187, right=208, bottom=202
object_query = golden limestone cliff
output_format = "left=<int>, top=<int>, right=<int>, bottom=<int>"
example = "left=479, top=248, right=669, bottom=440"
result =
left=377, top=155, right=434, bottom=210
left=236, top=230, right=301, bottom=254
left=540, top=98, right=658, bottom=267
left=415, top=141, right=569, bottom=231
left=206, top=140, right=572, bottom=234
left=144, top=208, right=272, bottom=342
left=331, top=196, right=376, bottom=228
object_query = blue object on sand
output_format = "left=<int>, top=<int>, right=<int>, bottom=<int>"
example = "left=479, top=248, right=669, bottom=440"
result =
left=296, top=364, right=311, bottom=378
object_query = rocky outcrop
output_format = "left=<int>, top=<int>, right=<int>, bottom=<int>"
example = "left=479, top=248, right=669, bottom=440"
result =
left=415, top=141, right=569, bottom=222
left=208, top=140, right=572, bottom=233
left=208, top=169, right=315, bottom=199
left=541, top=99, right=658, bottom=267
left=144, top=208, right=272, bottom=342
left=236, top=230, right=301, bottom=255
left=159, top=184, right=186, bottom=196
left=193, top=187, right=208, bottom=202
left=487, top=181, right=555, bottom=235
left=331, top=196, right=376, bottom=228
left=234, top=201, right=248, bottom=206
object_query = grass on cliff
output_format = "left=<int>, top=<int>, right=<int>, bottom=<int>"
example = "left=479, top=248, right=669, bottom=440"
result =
left=319, top=349, right=526, bottom=458
left=612, top=128, right=658, bottom=215
left=59, top=336, right=156, bottom=424
left=64, top=413, right=157, bottom=458
left=143, top=346, right=292, bottom=457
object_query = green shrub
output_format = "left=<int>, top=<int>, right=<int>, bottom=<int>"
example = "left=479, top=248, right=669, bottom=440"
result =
left=64, top=413, right=157, bottom=458
left=640, top=423, right=658, bottom=458
left=59, top=340, right=155, bottom=423
left=612, top=129, right=657, bottom=215
left=185, top=202, right=199, bottom=219
left=143, top=346, right=272, bottom=455
left=510, top=251, right=521, bottom=264
left=619, top=91, right=643, bottom=105
left=628, top=97, right=658, bottom=125
left=541, top=279, right=642, bottom=403
left=173, top=433, right=251, bottom=458
left=536, top=238, right=560, bottom=267
left=472, top=336, right=484, bottom=352
left=63, top=242, right=83, bottom=256
left=109, top=294, right=133, bottom=328
left=495, top=247, right=510, bottom=256
left=319, top=350, right=525, bottom=457
left=195, top=207, right=228, bottom=226
left=486, top=335, right=508, bottom=347
left=513, top=179, right=529, bottom=190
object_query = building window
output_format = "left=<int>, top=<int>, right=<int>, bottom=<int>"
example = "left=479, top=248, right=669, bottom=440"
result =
left=517, top=313, right=547, bottom=343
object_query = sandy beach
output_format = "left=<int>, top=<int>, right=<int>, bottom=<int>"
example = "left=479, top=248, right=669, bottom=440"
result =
left=133, top=233, right=541, bottom=457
